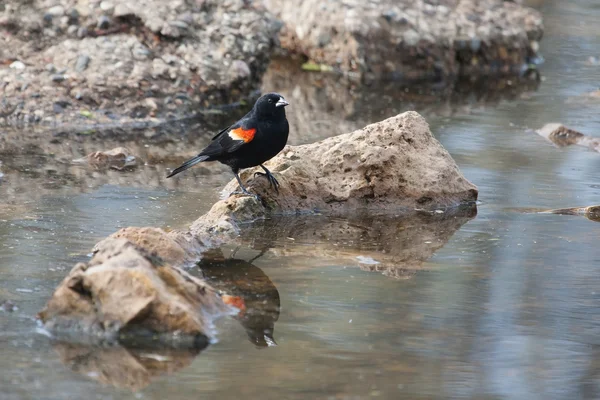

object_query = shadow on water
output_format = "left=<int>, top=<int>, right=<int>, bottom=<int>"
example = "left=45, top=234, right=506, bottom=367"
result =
left=198, top=250, right=281, bottom=348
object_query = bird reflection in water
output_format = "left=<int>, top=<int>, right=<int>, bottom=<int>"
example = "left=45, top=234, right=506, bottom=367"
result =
left=198, top=248, right=281, bottom=348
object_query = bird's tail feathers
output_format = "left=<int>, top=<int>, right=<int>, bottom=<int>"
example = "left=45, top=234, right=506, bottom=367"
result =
left=166, top=155, right=209, bottom=178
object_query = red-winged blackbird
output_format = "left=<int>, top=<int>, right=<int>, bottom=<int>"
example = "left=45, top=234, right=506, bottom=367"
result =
left=167, top=93, right=290, bottom=195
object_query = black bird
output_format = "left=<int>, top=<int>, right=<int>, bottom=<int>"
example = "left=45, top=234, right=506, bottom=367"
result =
left=167, top=93, right=290, bottom=196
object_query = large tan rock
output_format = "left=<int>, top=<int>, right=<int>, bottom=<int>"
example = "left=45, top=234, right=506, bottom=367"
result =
left=190, top=111, right=477, bottom=240
left=38, top=238, right=232, bottom=342
left=262, top=0, right=543, bottom=82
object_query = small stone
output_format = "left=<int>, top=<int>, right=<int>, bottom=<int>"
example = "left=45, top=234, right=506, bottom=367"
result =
left=97, top=15, right=111, bottom=30
left=132, top=45, right=151, bottom=60
left=77, top=26, right=88, bottom=38
left=47, top=5, right=65, bottom=17
left=0, top=300, right=16, bottom=313
left=45, top=63, right=56, bottom=73
left=169, top=20, right=189, bottom=30
left=9, top=61, right=25, bottom=70
left=67, top=25, right=78, bottom=36
left=113, top=4, right=133, bottom=17
left=403, top=29, right=420, bottom=46
left=100, top=1, right=115, bottom=12
left=51, top=74, right=66, bottom=83
left=43, top=13, right=54, bottom=25
left=228, top=60, right=251, bottom=80
left=67, top=8, right=79, bottom=24
left=75, top=55, right=91, bottom=72
left=53, top=102, right=65, bottom=114
left=177, top=12, right=194, bottom=25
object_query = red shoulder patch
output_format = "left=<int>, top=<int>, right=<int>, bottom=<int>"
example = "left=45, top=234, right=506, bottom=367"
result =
left=229, top=127, right=256, bottom=143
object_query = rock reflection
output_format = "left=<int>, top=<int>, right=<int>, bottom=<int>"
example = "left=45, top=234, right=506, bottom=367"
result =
left=238, top=204, right=477, bottom=279
left=262, top=58, right=540, bottom=144
left=198, top=249, right=281, bottom=348
left=53, top=342, right=202, bottom=391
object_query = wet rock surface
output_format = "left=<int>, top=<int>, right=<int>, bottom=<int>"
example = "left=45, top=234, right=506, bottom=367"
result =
left=188, top=111, right=478, bottom=241
left=262, top=0, right=543, bottom=82
left=0, top=0, right=280, bottom=125
left=38, top=237, right=233, bottom=343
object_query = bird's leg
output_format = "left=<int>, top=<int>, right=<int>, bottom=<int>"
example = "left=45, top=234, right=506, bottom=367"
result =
left=230, top=170, right=261, bottom=200
left=253, top=164, right=280, bottom=193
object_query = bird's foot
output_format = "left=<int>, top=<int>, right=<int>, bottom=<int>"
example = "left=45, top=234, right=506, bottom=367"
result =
left=253, top=171, right=280, bottom=193
left=230, top=188, right=261, bottom=202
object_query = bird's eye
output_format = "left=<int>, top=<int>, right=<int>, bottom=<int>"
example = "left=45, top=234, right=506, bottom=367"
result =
left=268, top=98, right=273, bottom=103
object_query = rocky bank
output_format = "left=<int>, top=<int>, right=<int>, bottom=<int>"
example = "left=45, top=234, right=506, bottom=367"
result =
left=265, top=0, right=544, bottom=82
left=1, top=0, right=543, bottom=125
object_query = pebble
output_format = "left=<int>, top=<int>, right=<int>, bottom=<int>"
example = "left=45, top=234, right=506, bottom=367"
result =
left=45, top=63, right=56, bottom=73
left=75, top=55, right=91, bottom=72
left=77, top=26, right=88, bottom=38
left=114, top=4, right=133, bottom=17
left=97, top=15, right=111, bottom=30
left=51, top=74, right=66, bottom=83
left=100, top=1, right=115, bottom=12
left=47, top=5, right=65, bottom=17
left=9, top=61, right=25, bottom=70
left=169, top=20, right=189, bottom=30
left=67, top=24, right=78, bottom=36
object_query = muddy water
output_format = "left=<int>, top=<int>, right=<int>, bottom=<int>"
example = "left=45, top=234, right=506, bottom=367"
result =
left=2, top=1, right=600, bottom=399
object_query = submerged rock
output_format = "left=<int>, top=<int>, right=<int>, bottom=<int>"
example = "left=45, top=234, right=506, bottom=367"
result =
left=539, top=205, right=600, bottom=223
left=189, top=111, right=478, bottom=241
left=38, top=238, right=233, bottom=343
left=536, top=123, right=600, bottom=153
left=263, top=0, right=543, bottom=82
left=73, top=147, right=137, bottom=170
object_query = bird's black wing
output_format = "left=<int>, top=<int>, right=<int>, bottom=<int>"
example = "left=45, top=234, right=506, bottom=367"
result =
left=200, top=118, right=258, bottom=157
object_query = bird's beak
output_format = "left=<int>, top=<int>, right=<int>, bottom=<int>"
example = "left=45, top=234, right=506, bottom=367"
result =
left=276, top=97, right=289, bottom=107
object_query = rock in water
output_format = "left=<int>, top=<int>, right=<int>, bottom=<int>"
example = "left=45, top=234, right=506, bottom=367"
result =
left=38, top=238, right=233, bottom=344
left=191, top=111, right=478, bottom=239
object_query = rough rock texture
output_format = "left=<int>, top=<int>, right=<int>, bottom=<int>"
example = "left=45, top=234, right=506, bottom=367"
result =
left=38, top=237, right=233, bottom=342
left=189, top=111, right=478, bottom=241
left=262, top=0, right=544, bottom=82
left=0, top=0, right=280, bottom=124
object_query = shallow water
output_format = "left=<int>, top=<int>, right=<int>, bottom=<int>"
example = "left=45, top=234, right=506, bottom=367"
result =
left=2, top=0, right=600, bottom=399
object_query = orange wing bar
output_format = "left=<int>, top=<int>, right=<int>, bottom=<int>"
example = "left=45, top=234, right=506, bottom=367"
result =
left=229, top=127, right=257, bottom=143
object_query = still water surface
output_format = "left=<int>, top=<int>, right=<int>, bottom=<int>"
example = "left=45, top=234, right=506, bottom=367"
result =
left=2, top=1, right=600, bottom=399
